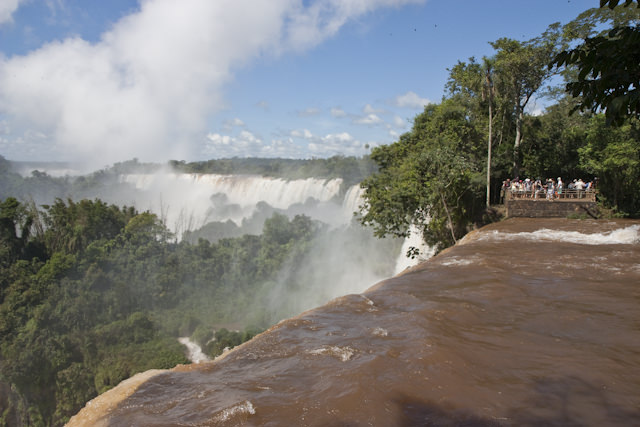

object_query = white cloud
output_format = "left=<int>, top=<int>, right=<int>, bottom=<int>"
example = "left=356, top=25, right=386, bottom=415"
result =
left=308, top=131, right=364, bottom=156
left=363, top=104, right=384, bottom=114
left=283, top=0, right=425, bottom=52
left=222, top=117, right=245, bottom=131
left=354, top=113, right=383, bottom=125
left=205, top=130, right=263, bottom=155
left=392, top=115, right=408, bottom=128
left=206, top=131, right=303, bottom=158
left=256, top=100, right=270, bottom=111
left=0, top=0, right=26, bottom=25
left=394, top=91, right=430, bottom=109
left=290, top=128, right=313, bottom=139
left=525, top=100, right=544, bottom=116
left=0, top=0, right=426, bottom=165
left=330, top=107, right=346, bottom=118
left=298, top=107, right=321, bottom=117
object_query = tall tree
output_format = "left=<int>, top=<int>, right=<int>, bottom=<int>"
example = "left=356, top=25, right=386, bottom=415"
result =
left=359, top=100, right=485, bottom=252
left=491, top=28, right=561, bottom=177
left=483, top=58, right=496, bottom=208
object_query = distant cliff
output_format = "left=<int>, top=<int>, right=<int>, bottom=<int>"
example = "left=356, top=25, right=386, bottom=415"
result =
left=68, top=218, right=640, bottom=426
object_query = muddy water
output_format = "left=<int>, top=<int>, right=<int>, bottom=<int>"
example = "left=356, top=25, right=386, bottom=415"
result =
left=69, top=218, right=640, bottom=426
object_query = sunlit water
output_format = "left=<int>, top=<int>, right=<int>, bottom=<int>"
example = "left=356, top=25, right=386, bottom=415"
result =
left=68, top=218, right=640, bottom=426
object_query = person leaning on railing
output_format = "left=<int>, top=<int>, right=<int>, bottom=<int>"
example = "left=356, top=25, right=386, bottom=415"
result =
left=503, top=177, right=597, bottom=202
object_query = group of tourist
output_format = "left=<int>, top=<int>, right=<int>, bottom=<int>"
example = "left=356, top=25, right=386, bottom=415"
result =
left=500, top=177, right=597, bottom=202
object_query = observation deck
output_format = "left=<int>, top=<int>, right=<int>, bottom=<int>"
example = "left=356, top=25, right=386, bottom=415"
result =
left=504, top=189, right=598, bottom=218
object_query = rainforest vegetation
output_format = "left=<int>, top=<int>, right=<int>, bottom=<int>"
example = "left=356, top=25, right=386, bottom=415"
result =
left=359, top=4, right=640, bottom=252
left=0, top=194, right=398, bottom=425
left=1, top=3, right=639, bottom=426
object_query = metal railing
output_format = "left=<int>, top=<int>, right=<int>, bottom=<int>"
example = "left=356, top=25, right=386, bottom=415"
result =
left=504, top=188, right=596, bottom=202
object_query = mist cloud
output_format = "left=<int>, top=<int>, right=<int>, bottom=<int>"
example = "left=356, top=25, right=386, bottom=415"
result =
left=0, top=0, right=425, bottom=168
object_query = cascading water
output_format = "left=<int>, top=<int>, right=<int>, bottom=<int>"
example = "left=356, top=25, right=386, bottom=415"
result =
left=177, top=337, right=210, bottom=364
left=119, top=172, right=427, bottom=272
left=120, top=173, right=356, bottom=232
left=394, top=224, right=436, bottom=274
left=116, top=172, right=428, bottom=361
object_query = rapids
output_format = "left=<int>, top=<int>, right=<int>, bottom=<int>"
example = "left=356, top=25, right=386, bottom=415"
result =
left=67, top=218, right=640, bottom=426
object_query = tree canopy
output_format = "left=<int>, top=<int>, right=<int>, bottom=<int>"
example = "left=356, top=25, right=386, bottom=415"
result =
left=552, top=0, right=640, bottom=125
left=360, top=4, right=640, bottom=254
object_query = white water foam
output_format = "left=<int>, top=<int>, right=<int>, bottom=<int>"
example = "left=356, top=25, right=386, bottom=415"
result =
left=308, top=346, right=355, bottom=362
left=371, top=327, right=388, bottom=337
left=178, top=337, right=210, bottom=364
left=212, top=401, right=256, bottom=423
left=477, top=225, right=640, bottom=245
left=440, top=256, right=478, bottom=266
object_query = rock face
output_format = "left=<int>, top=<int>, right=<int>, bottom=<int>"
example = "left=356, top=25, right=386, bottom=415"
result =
left=68, top=218, right=640, bottom=426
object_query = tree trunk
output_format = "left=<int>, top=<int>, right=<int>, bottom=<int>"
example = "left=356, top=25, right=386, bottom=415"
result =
left=513, top=106, right=524, bottom=178
left=486, top=102, right=493, bottom=208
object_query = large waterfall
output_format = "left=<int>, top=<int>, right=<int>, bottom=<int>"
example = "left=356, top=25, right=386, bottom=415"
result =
left=120, top=173, right=364, bottom=233
left=115, top=172, right=424, bottom=313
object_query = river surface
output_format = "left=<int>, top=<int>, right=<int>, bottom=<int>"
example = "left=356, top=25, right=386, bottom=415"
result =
left=68, top=218, right=640, bottom=426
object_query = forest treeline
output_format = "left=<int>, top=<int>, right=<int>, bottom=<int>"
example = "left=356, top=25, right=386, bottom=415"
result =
left=169, top=156, right=377, bottom=186
left=0, top=196, right=396, bottom=425
left=359, top=5, right=640, bottom=252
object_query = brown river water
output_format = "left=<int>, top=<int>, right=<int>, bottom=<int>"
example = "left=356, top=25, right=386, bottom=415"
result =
left=68, top=218, right=640, bottom=426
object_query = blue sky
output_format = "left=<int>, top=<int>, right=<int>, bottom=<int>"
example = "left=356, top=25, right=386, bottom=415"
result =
left=0, top=0, right=596, bottom=169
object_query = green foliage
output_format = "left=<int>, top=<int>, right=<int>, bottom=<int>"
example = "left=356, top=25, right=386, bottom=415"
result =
left=360, top=101, right=486, bottom=252
left=578, top=117, right=640, bottom=214
left=601, top=0, right=639, bottom=8
left=169, top=156, right=377, bottom=186
left=0, top=197, right=362, bottom=425
left=553, top=25, right=640, bottom=126
left=553, top=3, right=640, bottom=126
left=360, top=4, right=640, bottom=252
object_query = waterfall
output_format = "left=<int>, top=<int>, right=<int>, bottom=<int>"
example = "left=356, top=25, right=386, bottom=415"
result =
left=178, top=337, right=210, bottom=364
left=394, top=224, right=436, bottom=275
left=119, top=173, right=350, bottom=234
left=340, top=184, right=365, bottom=224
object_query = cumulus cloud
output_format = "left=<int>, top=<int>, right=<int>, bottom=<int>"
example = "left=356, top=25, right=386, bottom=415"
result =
left=354, top=113, right=383, bottom=125
left=0, top=0, right=425, bottom=166
left=392, top=115, right=408, bottom=128
left=308, top=131, right=365, bottom=156
left=394, top=91, right=430, bottom=108
left=0, top=0, right=26, bottom=25
left=205, top=130, right=263, bottom=156
left=222, top=118, right=245, bottom=131
left=205, top=130, right=303, bottom=158
left=363, top=104, right=384, bottom=114
left=290, top=128, right=313, bottom=139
